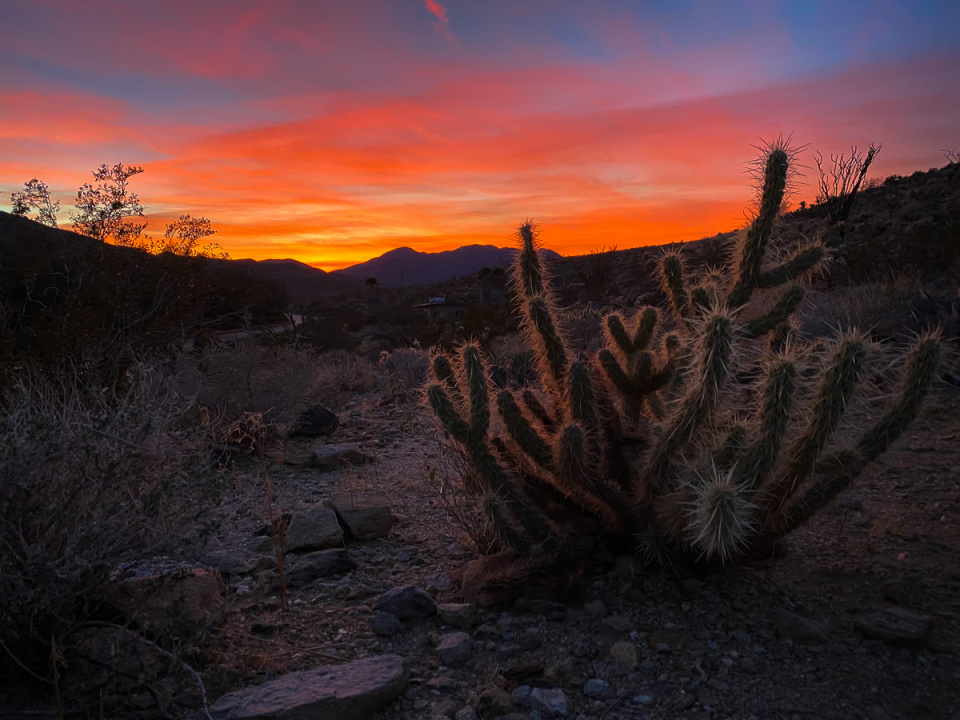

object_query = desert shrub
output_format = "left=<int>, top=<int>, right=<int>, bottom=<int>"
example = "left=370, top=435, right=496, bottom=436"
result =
left=815, top=143, right=881, bottom=223
left=427, top=140, right=940, bottom=582
left=180, top=337, right=319, bottom=426
left=313, top=349, right=380, bottom=408
left=379, top=346, right=429, bottom=397
left=0, top=358, right=229, bottom=674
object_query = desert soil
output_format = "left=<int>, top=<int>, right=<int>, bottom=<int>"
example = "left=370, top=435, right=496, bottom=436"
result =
left=190, top=374, right=960, bottom=720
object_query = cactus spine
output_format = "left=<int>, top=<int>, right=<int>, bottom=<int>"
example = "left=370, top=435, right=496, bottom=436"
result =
left=427, top=139, right=940, bottom=570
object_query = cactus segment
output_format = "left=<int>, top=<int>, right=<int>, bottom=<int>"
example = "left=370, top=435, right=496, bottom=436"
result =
left=521, top=389, right=558, bottom=431
left=462, top=343, right=491, bottom=437
left=498, top=390, right=554, bottom=471
left=634, top=307, right=658, bottom=350
left=688, top=465, right=755, bottom=562
left=484, top=493, right=530, bottom=553
left=762, top=333, right=869, bottom=513
left=427, top=384, right=469, bottom=443
left=727, top=145, right=789, bottom=308
left=516, top=222, right=546, bottom=297
left=568, top=360, right=600, bottom=432
left=768, top=321, right=795, bottom=354
left=526, top=295, right=569, bottom=396
left=605, top=314, right=633, bottom=357
left=757, top=244, right=826, bottom=288
left=742, top=285, right=805, bottom=339
left=736, top=354, right=797, bottom=492
left=661, top=252, right=690, bottom=319
left=713, top=425, right=747, bottom=469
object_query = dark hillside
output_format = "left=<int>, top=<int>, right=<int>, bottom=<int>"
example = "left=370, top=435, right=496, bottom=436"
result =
left=0, top=211, right=288, bottom=367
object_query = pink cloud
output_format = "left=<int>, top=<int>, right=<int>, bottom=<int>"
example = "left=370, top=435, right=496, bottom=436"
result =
left=424, top=0, right=458, bottom=43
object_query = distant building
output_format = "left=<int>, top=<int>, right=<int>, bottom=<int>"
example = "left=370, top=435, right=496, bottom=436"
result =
left=414, top=296, right=469, bottom=323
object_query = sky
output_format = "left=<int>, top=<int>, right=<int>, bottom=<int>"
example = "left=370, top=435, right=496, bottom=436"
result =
left=0, top=1, right=957, bottom=270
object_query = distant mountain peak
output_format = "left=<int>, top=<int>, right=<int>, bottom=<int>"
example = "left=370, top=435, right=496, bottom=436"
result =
left=335, top=244, right=560, bottom=288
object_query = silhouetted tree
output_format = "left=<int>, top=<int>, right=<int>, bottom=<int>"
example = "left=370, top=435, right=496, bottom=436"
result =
left=71, top=163, right=147, bottom=245
left=151, top=214, right=229, bottom=258
left=815, top=143, right=881, bottom=223
left=10, top=178, right=60, bottom=227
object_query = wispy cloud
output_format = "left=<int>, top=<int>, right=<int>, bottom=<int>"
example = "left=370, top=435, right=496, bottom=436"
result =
left=424, top=0, right=458, bottom=43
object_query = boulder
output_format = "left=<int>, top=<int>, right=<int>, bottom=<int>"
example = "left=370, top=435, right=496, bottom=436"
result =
left=373, top=585, right=436, bottom=621
left=436, top=632, right=472, bottom=666
left=854, top=607, right=932, bottom=648
left=335, top=505, right=394, bottom=541
left=107, top=567, right=223, bottom=635
left=289, top=405, right=339, bottom=438
left=209, top=655, right=408, bottom=720
left=285, top=507, right=343, bottom=553
left=310, top=444, right=374, bottom=471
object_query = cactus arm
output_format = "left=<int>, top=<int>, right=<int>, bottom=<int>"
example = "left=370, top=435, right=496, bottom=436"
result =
left=756, top=245, right=826, bottom=289
left=736, top=355, right=797, bottom=492
left=646, top=308, right=735, bottom=488
left=713, top=424, right=747, bottom=469
left=605, top=314, right=634, bottom=357
left=660, top=252, right=691, bottom=319
left=427, top=384, right=470, bottom=443
left=781, top=335, right=939, bottom=533
left=727, top=145, right=789, bottom=308
left=741, top=285, right=805, bottom=339
left=497, top=390, right=554, bottom=471
left=462, top=344, right=491, bottom=437
left=633, top=307, right=659, bottom=350
left=760, top=334, right=869, bottom=513
left=521, top=389, right=559, bottom=432
left=526, top=295, right=570, bottom=397
left=567, top=360, right=600, bottom=433
left=516, top=221, right=546, bottom=297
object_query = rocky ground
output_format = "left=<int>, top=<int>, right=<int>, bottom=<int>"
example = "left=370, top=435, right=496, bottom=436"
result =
left=2, top=361, right=958, bottom=720
left=164, top=372, right=960, bottom=720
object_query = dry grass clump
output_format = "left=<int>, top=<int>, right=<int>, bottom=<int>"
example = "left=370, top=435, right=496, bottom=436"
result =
left=799, top=274, right=917, bottom=339
left=179, top=338, right=320, bottom=426
left=313, top=349, right=380, bottom=409
left=0, top=358, right=235, bottom=669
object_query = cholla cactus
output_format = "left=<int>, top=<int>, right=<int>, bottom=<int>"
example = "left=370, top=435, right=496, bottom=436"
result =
left=427, top=139, right=941, bottom=569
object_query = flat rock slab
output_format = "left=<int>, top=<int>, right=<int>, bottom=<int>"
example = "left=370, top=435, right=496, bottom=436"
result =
left=771, top=608, right=830, bottom=643
left=210, top=654, right=408, bottom=720
left=276, top=549, right=356, bottom=589
left=285, top=507, right=343, bottom=553
left=854, top=607, right=932, bottom=647
left=310, top=445, right=374, bottom=471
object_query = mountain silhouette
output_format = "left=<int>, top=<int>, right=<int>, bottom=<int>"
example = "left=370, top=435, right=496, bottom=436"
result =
left=334, top=244, right=562, bottom=287
left=220, top=258, right=360, bottom=302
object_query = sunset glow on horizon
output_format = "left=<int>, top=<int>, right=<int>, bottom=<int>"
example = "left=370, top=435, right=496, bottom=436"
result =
left=1, top=1, right=957, bottom=270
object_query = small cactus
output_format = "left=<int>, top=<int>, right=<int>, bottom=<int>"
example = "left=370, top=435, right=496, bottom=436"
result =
left=426, top=138, right=940, bottom=572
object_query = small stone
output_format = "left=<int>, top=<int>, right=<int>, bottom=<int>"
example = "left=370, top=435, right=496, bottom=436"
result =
left=771, top=608, right=830, bottom=643
left=289, top=405, right=339, bottom=438
left=602, top=615, right=633, bottom=632
left=454, top=708, right=478, bottom=720
left=511, top=685, right=533, bottom=708
left=530, top=687, right=570, bottom=718
left=633, top=694, right=654, bottom=705
left=310, top=444, right=374, bottom=471
left=475, top=687, right=513, bottom=718
left=582, top=679, right=613, bottom=699
left=610, top=641, right=639, bottom=668
left=513, top=598, right=567, bottom=621
left=374, top=585, right=437, bottom=620
left=437, top=632, right=472, bottom=665
left=278, top=548, right=356, bottom=589
left=519, top=628, right=541, bottom=650
left=371, top=611, right=403, bottom=636
left=438, top=603, right=478, bottom=629
left=583, top=599, right=607, bottom=617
